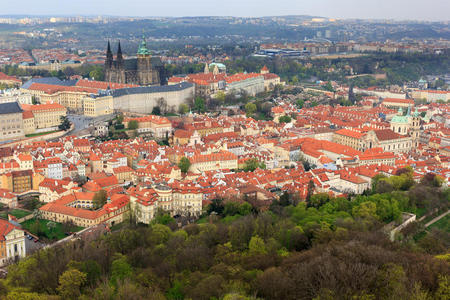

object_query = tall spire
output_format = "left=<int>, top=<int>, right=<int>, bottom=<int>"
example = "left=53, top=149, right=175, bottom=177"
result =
left=117, top=40, right=123, bottom=62
left=204, top=63, right=209, bottom=74
left=106, top=40, right=113, bottom=67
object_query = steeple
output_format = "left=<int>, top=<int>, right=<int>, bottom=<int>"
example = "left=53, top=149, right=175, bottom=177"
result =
left=137, top=34, right=150, bottom=55
left=204, top=63, right=209, bottom=74
left=213, top=64, right=219, bottom=75
left=106, top=41, right=113, bottom=67
left=117, top=40, right=123, bottom=64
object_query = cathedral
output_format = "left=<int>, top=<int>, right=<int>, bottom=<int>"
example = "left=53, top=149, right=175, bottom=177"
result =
left=104, top=37, right=166, bottom=86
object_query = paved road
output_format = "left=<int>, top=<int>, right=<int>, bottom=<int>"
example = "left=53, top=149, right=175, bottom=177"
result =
left=67, top=114, right=114, bottom=136
left=425, top=210, right=450, bottom=228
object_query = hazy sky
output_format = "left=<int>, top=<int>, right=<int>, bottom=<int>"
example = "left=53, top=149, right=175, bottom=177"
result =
left=2, top=0, right=449, bottom=21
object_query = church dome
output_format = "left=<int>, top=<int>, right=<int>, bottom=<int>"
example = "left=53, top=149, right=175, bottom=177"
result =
left=137, top=36, right=150, bottom=55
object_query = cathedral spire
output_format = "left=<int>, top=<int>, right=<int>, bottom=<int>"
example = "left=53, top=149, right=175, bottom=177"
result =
left=117, top=40, right=123, bottom=63
left=204, top=63, right=209, bottom=74
left=106, top=40, right=113, bottom=67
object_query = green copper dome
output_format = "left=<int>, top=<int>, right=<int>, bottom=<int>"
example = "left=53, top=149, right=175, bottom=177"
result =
left=391, top=115, right=409, bottom=124
left=137, top=35, right=150, bottom=55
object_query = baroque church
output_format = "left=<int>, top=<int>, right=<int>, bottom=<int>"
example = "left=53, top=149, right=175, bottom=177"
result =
left=104, top=37, right=166, bottom=86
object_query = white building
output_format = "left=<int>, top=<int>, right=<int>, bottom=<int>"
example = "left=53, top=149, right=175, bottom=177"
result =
left=0, top=219, right=26, bottom=266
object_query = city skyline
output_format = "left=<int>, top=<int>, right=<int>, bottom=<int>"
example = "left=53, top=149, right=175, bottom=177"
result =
left=1, top=0, right=449, bottom=22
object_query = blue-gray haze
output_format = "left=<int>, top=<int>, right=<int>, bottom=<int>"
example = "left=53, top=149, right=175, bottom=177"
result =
left=2, top=0, right=449, bottom=21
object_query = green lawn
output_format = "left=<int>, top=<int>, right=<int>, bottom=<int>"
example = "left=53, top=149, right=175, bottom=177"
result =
left=428, top=215, right=450, bottom=232
left=0, top=209, right=32, bottom=220
left=25, top=130, right=60, bottom=137
left=21, top=218, right=84, bottom=241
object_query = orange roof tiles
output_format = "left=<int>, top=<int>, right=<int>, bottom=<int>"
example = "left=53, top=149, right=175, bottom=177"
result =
left=335, top=128, right=365, bottom=139
left=21, top=103, right=66, bottom=112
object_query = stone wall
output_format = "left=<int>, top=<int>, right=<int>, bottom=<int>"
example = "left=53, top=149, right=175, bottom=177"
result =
left=113, top=84, right=194, bottom=114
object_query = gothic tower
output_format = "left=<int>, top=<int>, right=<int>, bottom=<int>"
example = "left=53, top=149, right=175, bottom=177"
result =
left=115, top=41, right=126, bottom=83
left=137, top=36, right=159, bottom=86
left=105, top=41, right=113, bottom=81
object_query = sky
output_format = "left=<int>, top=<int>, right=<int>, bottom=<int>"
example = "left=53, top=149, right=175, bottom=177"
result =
left=1, top=0, right=449, bottom=21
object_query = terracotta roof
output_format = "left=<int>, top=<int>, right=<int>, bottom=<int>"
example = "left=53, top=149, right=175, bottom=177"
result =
left=21, top=103, right=66, bottom=112
left=22, top=110, right=34, bottom=119
left=382, top=98, right=414, bottom=104
left=0, top=219, right=21, bottom=241
left=374, top=129, right=404, bottom=141
left=0, top=72, right=21, bottom=83
left=335, top=129, right=365, bottom=139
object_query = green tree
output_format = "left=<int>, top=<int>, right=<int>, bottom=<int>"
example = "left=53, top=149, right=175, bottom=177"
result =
left=57, top=268, right=87, bottom=300
left=245, top=102, right=257, bottom=116
left=58, top=116, right=71, bottom=131
left=93, top=189, right=107, bottom=209
left=194, top=97, right=206, bottom=113
left=178, top=103, right=189, bottom=114
left=152, top=106, right=161, bottom=115
left=243, top=158, right=265, bottom=172
left=323, top=81, right=334, bottom=92
left=278, top=115, right=292, bottom=123
left=110, top=254, right=133, bottom=288
left=352, top=202, right=378, bottom=220
left=435, top=275, right=450, bottom=300
left=88, top=67, right=104, bottom=81
left=296, top=99, right=304, bottom=109
left=128, top=120, right=138, bottom=130
left=178, top=157, right=191, bottom=173
left=215, top=91, right=226, bottom=103
left=249, top=235, right=267, bottom=255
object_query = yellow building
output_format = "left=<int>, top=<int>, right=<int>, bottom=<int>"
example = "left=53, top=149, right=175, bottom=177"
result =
left=190, top=150, right=238, bottom=173
left=26, top=83, right=97, bottom=112
left=1, top=170, right=33, bottom=193
left=83, top=95, right=114, bottom=117
left=21, top=103, right=66, bottom=131
left=40, top=193, right=129, bottom=228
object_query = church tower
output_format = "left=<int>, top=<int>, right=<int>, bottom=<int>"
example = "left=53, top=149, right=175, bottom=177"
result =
left=105, top=41, right=113, bottom=82
left=410, top=107, right=421, bottom=147
left=115, top=41, right=126, bottom=83
left=137, top=35, right=159, bottom=86
left=106, top=41, right=113, bottom=68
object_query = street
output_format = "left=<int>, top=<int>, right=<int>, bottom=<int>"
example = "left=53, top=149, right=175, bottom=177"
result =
left=67, top=114, right=114, bottom=136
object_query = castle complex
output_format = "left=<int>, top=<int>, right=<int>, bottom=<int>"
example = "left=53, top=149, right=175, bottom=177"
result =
left=104, top=37, right=165, bottom=86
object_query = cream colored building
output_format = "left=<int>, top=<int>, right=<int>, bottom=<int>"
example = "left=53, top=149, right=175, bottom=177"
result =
left=21, top=103, right=66, bottom=131
left=0, top=102, right=25, bottom=142
left=190, top=150, right=238, bottom=173
left=83, top=95, right=114, bottom=117
left=22, top=111, right=35, bottom=135
left=129, top=184, right=203, bottom=225
left=0, top=219, right=26, bottom=266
